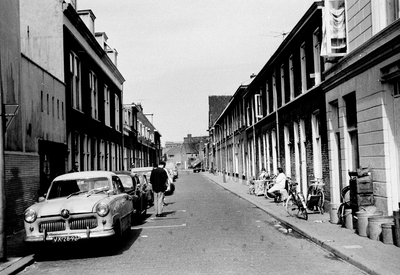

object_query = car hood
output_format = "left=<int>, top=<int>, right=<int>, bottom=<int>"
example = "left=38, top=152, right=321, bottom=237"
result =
left=33, top=195, right=109, bottom=217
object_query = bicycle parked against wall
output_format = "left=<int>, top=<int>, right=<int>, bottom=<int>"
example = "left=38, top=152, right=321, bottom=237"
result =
left=337, top=185, right=351, bottom=223
left=285, top=178, right=308, bottom=220
left=306, top=178, right=325, bottom=214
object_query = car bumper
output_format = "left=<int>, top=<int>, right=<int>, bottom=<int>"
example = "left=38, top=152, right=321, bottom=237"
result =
left=24, top=228, right=116, bottom=243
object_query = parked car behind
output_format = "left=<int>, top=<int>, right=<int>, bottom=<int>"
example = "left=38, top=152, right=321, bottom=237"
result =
left=131, top=167, right=155, bottom=208
left=165, top=162, right=178, bottom=181
left=113, top=171, right=147, bottom=220
left=23, top=171, right=134, bottom=246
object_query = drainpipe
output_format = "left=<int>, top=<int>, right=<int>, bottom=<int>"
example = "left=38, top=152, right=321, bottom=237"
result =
left=0, top=90, right=5, bottom=260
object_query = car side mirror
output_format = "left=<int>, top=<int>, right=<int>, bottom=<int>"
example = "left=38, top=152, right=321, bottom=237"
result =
left=38, top=196, right=45, bottom=202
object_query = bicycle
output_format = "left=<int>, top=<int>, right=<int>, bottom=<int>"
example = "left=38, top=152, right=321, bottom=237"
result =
left=285, top=178, right=308, bottom=220
left=306, top=178, right=325, bottom=214
left=337, top=185, right=351, bottom=223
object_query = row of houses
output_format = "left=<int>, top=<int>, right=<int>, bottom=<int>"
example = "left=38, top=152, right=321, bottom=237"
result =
left=0, top=0, right=161, bottom=236
left=163, top=134, right=208, bottom=169
left=206, top=0, right=400, bottom=216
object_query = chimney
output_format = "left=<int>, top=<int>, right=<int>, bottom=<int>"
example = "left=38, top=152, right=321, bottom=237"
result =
left=65, top=0, right=77, bottom=10
left=78, top=9, right=96, bottom=35
left=107, top=48, right=118, bottom=67
left=95, top=32, right=118, bottom=66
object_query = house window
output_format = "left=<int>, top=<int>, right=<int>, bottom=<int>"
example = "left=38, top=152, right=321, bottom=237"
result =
left=89, top=71, right=98, bottom=120
left=115, top=94, right=120, bottom=131
left=62, top=102, right=64, bottom=120
left=300, top=43, right=307, bottom=93
left=265, top=132, right=271, bottom=175
left=372, top=0, right=400, bottom=34
left=92, top=138, right=97, bottom=171
left=380, top=61, right=400, bottom=97
left=57, top=99, right=60, bottom=119
left=265, top=81, right=270, bottom=115
left=255, top=94, right=262, bottom=121
left=293, top=122, right=300, bottom=184
left=322, top=0, right=347, bottom=56
left=47, top=94, right=49, bottom=115
left=284, top=125, right=291, bottom=177
left=100, top=139, right=105, bottom=170
left=312, top=111, right=322, bottom=178
left=313, top=28, right=321, bottom=85
left=70, top=52, right=82, bottom=110
left=272, top=71, right=277, bottom=111
left=395, top=79, right=400, bottom=96
left=289, top=55, right=295, bottom=101
left=281, top=63, right=285, bottom=105
left=272, top=129, right=278, bottom=173
left=104, top=85, right=110, bottom=126
left=74, top=132, right=80, bottom=167
left=111, top=142, right=116, bottom=170
left=41, top=91, right=44, bottom=112
left=344, top=93, right=359, bottom=171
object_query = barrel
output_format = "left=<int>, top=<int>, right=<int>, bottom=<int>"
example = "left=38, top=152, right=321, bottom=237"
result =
left=367, top=216, right=393, bottom=241
left=344, top=209, right=353, bottom=229
left=381, top=223, right=395, bottom=244
left=394, top=210, right=400, bottom=247
left=356, top=211, right=383, bottom=237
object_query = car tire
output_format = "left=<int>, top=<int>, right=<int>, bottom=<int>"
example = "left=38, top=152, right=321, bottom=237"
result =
left=140, top=196, right=147, bottom=218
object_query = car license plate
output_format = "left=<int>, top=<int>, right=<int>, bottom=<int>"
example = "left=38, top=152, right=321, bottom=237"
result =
left=52, top=236, right=80, bottom=243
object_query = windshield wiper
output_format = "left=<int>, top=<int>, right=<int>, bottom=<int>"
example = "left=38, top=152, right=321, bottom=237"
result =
left=67, top=190, right=87, bottom=199
left=87, top=187, right=109, bottom=197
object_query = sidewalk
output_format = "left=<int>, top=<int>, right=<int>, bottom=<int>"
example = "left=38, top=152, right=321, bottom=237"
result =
left=0, top=230, right=34, bottom=275
left=202, top=172, right=400, bottom=275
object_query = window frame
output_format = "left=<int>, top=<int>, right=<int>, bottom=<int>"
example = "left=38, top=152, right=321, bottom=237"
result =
left=70, top=52, right=82, bottom=111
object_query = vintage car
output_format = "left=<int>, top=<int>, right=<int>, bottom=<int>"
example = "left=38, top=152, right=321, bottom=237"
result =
left=113, top=171, right=147, bottom=220
left=130, top=167, right=154, bottom=208
left=165, top=162, right=178, bottom=181
left=23, top=171, right=134, bottom=244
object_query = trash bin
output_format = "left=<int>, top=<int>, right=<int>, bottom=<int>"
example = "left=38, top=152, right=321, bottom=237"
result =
left=329, top=203, right=340, bottom=224
left=356, top=209, right=383, bottom=237
left=367, top=215, right=393, bottom=241
left=382, top=222, right=395, bottom=244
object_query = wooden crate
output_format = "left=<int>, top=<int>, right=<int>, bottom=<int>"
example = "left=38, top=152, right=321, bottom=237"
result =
left=357, top=181, right=373, bottom=193
left=357, top=175, right=372, bottom=183
left=357, top=193, right=374, bottom=206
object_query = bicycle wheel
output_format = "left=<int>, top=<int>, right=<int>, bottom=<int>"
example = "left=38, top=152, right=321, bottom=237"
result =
left=337, top=203, right=345, bottom=223
left=317, top=190, right=325, bottom=214
left=285, top=195, right=298, bottom=217
left=299, top=206, right=308, bottom=220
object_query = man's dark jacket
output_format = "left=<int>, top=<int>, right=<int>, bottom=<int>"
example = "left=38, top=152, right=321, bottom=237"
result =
left=150, top=167, right=168, bottom=193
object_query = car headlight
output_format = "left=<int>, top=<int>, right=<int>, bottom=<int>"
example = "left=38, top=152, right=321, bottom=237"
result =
left=24, top=209, right=37, bottom=223
left=96, top=203, right=110, bottom=217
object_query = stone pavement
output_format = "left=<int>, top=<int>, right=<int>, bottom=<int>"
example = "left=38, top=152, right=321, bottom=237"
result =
left=0, top=230, right=34, bottom=275
left=202, top=172, right=400, bottom=275
left=1, top=172, right=400, bottom=275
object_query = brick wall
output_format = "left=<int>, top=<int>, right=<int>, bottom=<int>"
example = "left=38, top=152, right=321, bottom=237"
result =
left=5, top=152, right=40, bottom=235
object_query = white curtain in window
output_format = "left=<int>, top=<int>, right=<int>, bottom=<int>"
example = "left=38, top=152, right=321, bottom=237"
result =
left=321, top=0, right=347, bottom=56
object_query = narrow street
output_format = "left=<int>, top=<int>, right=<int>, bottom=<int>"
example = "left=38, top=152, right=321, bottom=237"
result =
left=20, top=172, right=365, bottom=275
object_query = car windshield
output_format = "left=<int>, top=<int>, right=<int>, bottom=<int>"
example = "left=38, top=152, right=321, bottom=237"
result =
left=47, top=177, right=111, bottom=199
left=117, top=174, right=134, bottom=189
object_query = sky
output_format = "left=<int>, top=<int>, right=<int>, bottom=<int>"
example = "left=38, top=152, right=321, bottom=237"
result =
left=78, top=0, right=317, bottom=145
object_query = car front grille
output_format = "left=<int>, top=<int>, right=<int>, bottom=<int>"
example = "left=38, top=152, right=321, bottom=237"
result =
left=69, top=218, right=98, bottom=230
left=39, top=217, right=98, bottom=232
left=40, top=221, right=65, bottom=233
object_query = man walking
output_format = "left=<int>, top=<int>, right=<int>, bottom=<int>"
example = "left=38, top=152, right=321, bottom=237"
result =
left=150, top=161, right=169, bottom=217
